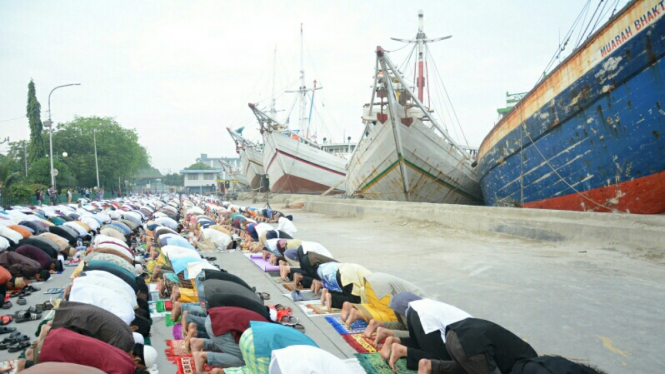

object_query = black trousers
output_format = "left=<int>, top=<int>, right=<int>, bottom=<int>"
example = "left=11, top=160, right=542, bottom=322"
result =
left=404, top=309, right=451, bottom=370
left=429, top=330, right=499, bottom=374
left=287, top=269, right=314, bottom=288
left=328, top=272, right=361, bottom=309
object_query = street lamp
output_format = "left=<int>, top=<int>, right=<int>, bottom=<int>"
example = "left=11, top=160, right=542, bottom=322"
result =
left=46, top=83, right=80, bottom=189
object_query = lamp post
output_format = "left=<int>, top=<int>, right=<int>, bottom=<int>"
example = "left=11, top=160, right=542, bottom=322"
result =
left=47, top=83, right=80, bottom=188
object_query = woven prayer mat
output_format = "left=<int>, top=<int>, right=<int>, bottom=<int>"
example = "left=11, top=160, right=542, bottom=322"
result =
left=283, top=290, right=320, bottom=302
left=225, top=366, right=252, bottom=374
left=282, top=283, right=303, bottom=291
left=164, top=340, right=189, bottom=361
left=342, top=333, right=385, bottom=354
left=155, top=300, right=172, bottom=313
left=173, top=324, right=183, bottom=340
left=305, top=303, right=341, bottom=315
left=175, top=355, right=215, bottom=374
left=355, top=353, right=416, bottom=374
left=165, top=313, right=180, bottom=327
left=324, top=316, right=368, bottom=334
left=271, top=276, right=290, bottom=284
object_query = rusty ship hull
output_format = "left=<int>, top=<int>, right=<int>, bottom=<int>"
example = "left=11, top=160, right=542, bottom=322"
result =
left=477, top=0, right=665, bottom=214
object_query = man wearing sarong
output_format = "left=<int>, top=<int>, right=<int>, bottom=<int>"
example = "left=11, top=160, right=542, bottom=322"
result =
left=190, top=306, right=268, bottom=372
left=341, top=273, right=425, bottom=328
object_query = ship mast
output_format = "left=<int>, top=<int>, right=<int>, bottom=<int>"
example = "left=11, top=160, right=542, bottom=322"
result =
left=270, top=46, right=277, bottom=118
left=391, top=10, right=451, bottom=103
left=286, top=23, right=321, bottom=136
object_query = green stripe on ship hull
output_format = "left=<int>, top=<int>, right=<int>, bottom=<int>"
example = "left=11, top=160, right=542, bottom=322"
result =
left=400, top=156, right=482, bottom=202
left=359, top=154, right=482, bottom=202
left=359, top=159, right=400, bottom=193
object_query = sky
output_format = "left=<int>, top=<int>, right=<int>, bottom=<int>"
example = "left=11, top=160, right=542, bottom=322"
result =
left=0, top=0, right=628, bottom=174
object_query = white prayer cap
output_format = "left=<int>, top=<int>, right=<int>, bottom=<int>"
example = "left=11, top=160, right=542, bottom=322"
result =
left=143, top=345, right=158, bottom=368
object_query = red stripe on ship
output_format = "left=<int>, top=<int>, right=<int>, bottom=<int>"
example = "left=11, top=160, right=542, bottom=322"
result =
left=523, top=170, right=665, bottom=214
left=266, top=150, right=346, bottom=176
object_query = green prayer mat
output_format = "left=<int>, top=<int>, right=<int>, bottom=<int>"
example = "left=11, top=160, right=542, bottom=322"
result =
left=224, top=367, right=251, bottom=374
left=355, top=353, right=416, bottom=374
left=165, top=314, right=180, bottom=327
left=155, top=301, right=166, bottom=312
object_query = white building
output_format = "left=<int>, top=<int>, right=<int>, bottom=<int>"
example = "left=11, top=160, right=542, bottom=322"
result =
left=179, top=169, right=222, bottom=194
left=195, top=153, right=240, bottom=170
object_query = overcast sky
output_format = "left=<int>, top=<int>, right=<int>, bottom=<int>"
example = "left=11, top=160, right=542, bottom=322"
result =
left=0, top=1, right=628, bottom=173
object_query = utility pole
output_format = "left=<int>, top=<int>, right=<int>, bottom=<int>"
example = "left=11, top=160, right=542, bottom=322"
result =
left=93, top=129, right=100, bottom=188
left=24, top=143, right=27, bottom=177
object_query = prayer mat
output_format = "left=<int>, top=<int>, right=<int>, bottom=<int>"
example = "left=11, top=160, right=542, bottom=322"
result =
left=342, top=333, right=384, bottom=354
left=155, top=300, right=173, bottom=312
left=164, top=339, right=189, bottom=361
left=355, top=353, right=416, bottom=374
left=282, top=283, right=303, bottom=291
left=249, top=256, right=279, bottom=272
left=283, top=291, right=319, bottom=302
left=175, top=355, right=215, bottom=374
left=173, top=324, right=183, bottom=340
left=271, top=276, right=289, bottom=284
left=325, top=316, right=368, bottom=334
left=225, top=367, right=252, bottom=374
left=165, top=314, right=180, bottom=327
left=305, top=303, right=341, bottom=315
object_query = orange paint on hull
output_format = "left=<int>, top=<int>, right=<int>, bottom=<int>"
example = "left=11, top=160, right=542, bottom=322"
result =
left=271, top=174, right=344, bottom=195
left=523, top=170, right=665, bottom=214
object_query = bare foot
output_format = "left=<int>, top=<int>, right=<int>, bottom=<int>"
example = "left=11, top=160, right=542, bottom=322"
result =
left=320, top=288, right=328, bottom=305
left=364, top=319, right=382, bottom=339
left=340, top=302, right=352, bottom=321
left=418, top=359, right=432, bottom=374
left=293, top=272, right=303, bottom=288
left=184, top=323, right=197, bottom=353
left=171, top=302, right=182, bottom=321
left=279, top=263, right=291, bottom=281
left=181, top=311, right=190, bottom=329
left=193, top=351, right=207, bottom=373
left=16, top=359, right=26, bottom=372
left=325, top=291, right=333, bottom=313
left=389, top=343, right=407, bottom=371
left=375, top=326, right=395, bottom=347
left=191, top=338, right=204, bottom=353
left=380, top=336, right=396, bottom=360
left=345, top=307, right=365, bottom=327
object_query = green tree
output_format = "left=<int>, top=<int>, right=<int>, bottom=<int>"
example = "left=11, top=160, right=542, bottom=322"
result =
left=26, top=80, right=46, bottom=163
left=27, top=158, right=75, bottom=188
left=184, top=162, right=212, bottom=170
left=49, top=116, right=150, bottom=189
left=6, top=140, right=30, bottom=176
left=162, top=172, right=184, bottom=186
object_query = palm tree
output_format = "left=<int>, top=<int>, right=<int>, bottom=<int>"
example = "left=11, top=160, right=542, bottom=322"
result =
left=0, top=158, right=25, bottom=198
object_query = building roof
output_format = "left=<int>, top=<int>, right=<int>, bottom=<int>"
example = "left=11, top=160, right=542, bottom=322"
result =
left=179, top=169, right=222, bottom=174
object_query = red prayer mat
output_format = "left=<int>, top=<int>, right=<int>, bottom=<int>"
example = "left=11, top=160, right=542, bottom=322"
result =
left=165, top=340, right=189, bottom=361
left=342, top=333, right=385, bottom=354
left=175, top=355, right=215, bottom=374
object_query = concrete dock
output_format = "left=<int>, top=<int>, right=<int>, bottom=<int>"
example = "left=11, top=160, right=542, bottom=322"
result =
left=4, top=198, right=661, bottom=374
